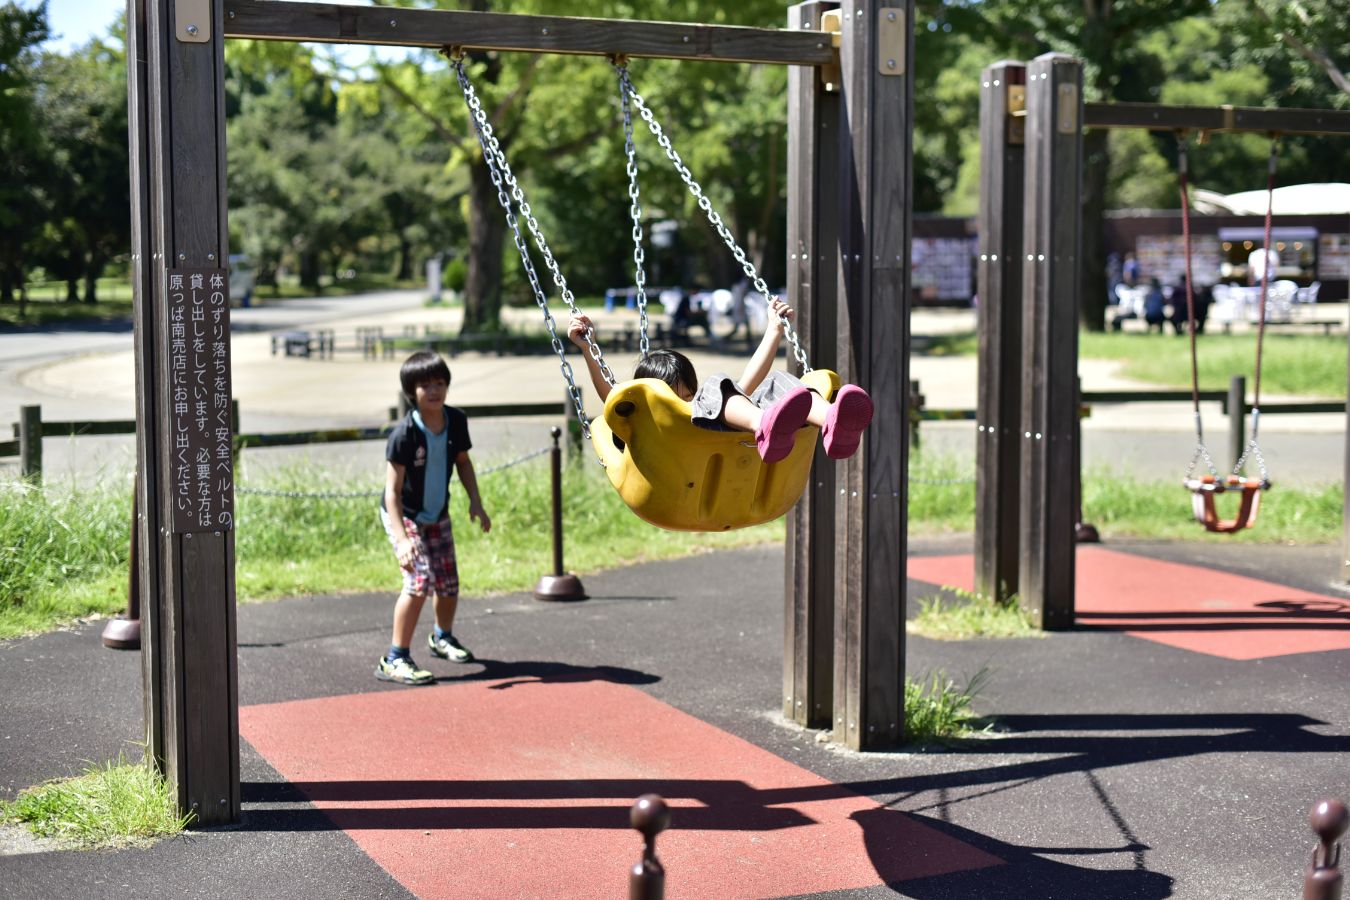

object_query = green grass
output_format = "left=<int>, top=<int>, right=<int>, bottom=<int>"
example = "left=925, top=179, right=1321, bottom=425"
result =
left=909, top=587, right=1043, bottom=640
left=0, top=455, right=783, bottom=639
left=908, top=451, right=978, bottom=533
left=0, top=285, right=135, bottom=328
left=903, top=667, right=992, bottom=744
left=1079, top=331, right=1347, bottom=398
left=1, top=751, right=194, bottom=848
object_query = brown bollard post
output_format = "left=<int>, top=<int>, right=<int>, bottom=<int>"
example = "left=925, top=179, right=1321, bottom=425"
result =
left=1305, top=798, right=1349, bottom=900
left=629, top=794, right=671, bottom=900
left=1228, top=375, right=1247, bottom=475
left=532, top=427, right=586, bottom=602
left=19, top=404, right=41, bottom=484
left=101, top=484, right=141, bottom=649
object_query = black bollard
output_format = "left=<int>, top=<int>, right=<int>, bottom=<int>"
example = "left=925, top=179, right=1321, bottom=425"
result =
left=629, top=794, right=671, bottom=900
left=1306, top=798, right=1348, bottom=900
left=533, top=427, right=587, bottom=601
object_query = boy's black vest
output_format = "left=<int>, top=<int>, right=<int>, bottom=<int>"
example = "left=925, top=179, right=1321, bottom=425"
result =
left=383, top=406, right=471, bottom=522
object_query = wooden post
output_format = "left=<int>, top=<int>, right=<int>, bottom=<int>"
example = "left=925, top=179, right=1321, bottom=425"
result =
left=18, top=404, right=41, bottom=483
left=974, top=60, right=1026, bottom=603
left=784, top=0, right=839, bottom=730
left=1344, top=318, right=1350, bottom=582
left=1229, top=375, right=1246, bottom=475
left=130, top=0, right=239, bottom=825
left=1018, top=53, right=1082, bottom=630
left=831, top=0, right=913, bottom=750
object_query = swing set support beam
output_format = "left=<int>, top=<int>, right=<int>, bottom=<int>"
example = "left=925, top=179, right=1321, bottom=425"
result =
left=224, top=0, right=837, bottom=66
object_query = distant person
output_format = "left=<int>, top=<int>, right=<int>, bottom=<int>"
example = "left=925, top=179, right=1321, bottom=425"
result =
left=726, top=277, right=750, bottom=342
left=1122, top=252, right=1141, bottom=287
left=377, top=351, right=492, bottom=685
left=1143, top=278, right=1166, bottom=333
left=567, top=297, right=875, bottom=463
left=1248, top=245, right=1279, bottom=285
left=1170, top=276, right=1212, bottom=335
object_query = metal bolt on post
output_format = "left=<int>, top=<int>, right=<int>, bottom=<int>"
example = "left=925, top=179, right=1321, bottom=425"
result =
left=629, top=794, right=670, bottom=900
left=532, top=427, right=586, bottom=601
left=1305, top=798, right=1348, bottom=900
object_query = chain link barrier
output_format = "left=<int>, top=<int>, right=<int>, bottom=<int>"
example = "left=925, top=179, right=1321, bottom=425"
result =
left=616, top=68, right=812, bottom=374
left=234, top=445, right=551, bottom=501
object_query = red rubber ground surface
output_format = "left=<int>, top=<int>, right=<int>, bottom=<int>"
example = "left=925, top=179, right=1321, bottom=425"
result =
left=241, top=679, right=1003, bottom=898
left=909, top=546, right=1350, bottom=660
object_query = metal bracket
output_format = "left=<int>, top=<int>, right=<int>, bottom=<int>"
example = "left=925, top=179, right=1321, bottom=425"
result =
left=1057, top=82, right=1079, bottom=134
left=175, top=0, right=211, bottom=43
left=819, top=9, right=842, bottom=93
left=877, top=8, right=905, bottom=76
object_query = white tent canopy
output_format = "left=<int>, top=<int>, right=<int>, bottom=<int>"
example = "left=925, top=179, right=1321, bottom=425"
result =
left=1191, top=183, right=1350, bottom=215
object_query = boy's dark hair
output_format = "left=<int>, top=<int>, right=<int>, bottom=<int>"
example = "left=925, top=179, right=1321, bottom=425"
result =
left=634, top=349, right=697, bottom=396
left=400, top=351, right=452, bottom=402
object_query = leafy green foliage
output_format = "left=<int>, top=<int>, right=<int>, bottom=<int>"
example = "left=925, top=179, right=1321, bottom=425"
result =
left=903, top=667, right=993, bottom=744
left=910, top=587, right=1042, bottom=640
left=2, top=752, right=194, bottom=848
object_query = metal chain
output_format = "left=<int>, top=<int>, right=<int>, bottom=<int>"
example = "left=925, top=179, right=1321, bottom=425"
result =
left=450, top=52, right=612, bottom=444
left=618, top=75, right=813, bottom=373
left=615, top=62, right=651, bottom=358
left=234, top=445, right=552, bottom=500
left=1176, top=137, right=1219, bottom=484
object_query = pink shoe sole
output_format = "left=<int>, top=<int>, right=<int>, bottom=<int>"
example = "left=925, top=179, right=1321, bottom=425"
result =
left=755, top=387, right=812, bottom=464
left=823, top=385, right=874, bottom=459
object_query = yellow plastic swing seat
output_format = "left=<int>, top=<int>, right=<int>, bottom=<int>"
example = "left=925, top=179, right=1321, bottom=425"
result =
left=590, top=369, right=840, bottom=532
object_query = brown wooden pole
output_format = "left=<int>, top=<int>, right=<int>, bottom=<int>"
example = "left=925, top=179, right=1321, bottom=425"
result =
left=1304, top=798, right=1348, bottom=900
left=101, top=484, right=142, bottom=650
left=831, top=0, right=913, bottom=750
left=628, top=795, right=670, bottom=900
left=1229, top=375, right=1247, bottom=474
left=133, top=0, right=239, bottom=825
left=784, top=0, right=838, bottom=731
left=974, top=60, right=1025, bottom=603
left=1018, top=53, right=1082, bottom=630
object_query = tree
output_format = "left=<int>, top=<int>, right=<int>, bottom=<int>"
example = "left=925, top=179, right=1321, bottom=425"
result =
left=945, top=0, right=1211, bottom=330
left=1235, top=0, right=1350, bottom=100
left=0, top=0, right=49, bottom=307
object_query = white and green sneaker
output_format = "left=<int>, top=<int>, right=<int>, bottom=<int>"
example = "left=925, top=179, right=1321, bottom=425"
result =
left=428, top=631, right=475, bottom=663
left=375, top=655, right=434, bottom=685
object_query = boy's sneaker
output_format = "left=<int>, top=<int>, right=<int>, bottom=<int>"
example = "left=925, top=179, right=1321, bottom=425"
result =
left=428, top=631, right=475, bottom=663
left=374, top=655, right=434, bottom=685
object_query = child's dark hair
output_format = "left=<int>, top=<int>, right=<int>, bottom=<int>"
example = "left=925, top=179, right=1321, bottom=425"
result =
left=399, top=351, right=452, bottom=402
left=634, top=349, right=697, bottom=396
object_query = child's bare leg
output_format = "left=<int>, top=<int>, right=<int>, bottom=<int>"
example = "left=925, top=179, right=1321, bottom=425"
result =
left=805, top=392, right=830, bottom=428
left=721, top=394, right=762, bottom=433
left=432, top=592, right=459, bottom=634
left=392, top=591, right=426, bottom=648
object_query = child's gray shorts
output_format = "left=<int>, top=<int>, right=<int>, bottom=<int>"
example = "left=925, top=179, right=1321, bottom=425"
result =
left=691, top=370, right=806, bottom=432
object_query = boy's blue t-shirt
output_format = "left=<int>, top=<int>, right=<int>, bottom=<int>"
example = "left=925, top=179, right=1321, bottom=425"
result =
left=411, top=410, right=449, bottom=524
left=384, top=405, right=472, bottom=523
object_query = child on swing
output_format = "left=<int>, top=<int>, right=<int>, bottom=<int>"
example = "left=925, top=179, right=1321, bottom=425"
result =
left=567, top=297, right=874, bottom=463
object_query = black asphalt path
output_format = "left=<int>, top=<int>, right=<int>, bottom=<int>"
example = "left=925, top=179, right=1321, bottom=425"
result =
left=3, top=535, right=1349, bottom=898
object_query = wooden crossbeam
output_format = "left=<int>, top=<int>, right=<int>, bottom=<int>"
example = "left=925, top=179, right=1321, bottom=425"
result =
left=223, top=0, right=836, bottom=65
left=1082, top=102, right=1350, bottom=136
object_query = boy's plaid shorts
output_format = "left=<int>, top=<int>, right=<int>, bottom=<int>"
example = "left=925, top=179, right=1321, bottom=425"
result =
left=381, top=509, right=460, bottom=598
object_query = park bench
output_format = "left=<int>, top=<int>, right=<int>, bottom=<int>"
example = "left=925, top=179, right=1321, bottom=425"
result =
left=269, top=329, right=334, bottom=358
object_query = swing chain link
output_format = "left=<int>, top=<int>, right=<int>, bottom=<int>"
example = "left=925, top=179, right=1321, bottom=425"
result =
left=615, top=64, right=651, bottom=358
left=618, top=77, right=813, bottom=374
left=1183, top=411, right=1220, bottom=483
left=1231, top=409, right=1271, bottom=484
left=452, top=55, right=612, bottom=446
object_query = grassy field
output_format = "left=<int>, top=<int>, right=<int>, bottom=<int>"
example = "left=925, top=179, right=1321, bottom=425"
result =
left=1079, top=331, right=1347, bottom=398
left=2, top=446, right=1340, bottom=640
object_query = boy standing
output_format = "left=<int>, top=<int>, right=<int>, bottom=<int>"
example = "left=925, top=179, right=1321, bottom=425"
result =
left=377, top=351, right=491, bottom=685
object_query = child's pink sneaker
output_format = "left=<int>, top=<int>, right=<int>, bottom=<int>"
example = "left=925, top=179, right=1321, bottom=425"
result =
left=755, top=387, right=812, bottom=464
left=822, top=385, right=874, bottom=459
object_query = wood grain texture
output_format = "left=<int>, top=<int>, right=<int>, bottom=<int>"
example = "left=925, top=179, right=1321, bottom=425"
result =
left=831, top=0, right=911, bottom=751
left=224, top=0, right=835, bottom=65
left=974, top=62, right=1024, bottom=605
left=1018, top=54, right=1081, bottom=630
left=137, top=0, right=239, bottom=825
left=784, top=0, right=837, bottom=731
left=1083, top=101, right=1350, bottom=136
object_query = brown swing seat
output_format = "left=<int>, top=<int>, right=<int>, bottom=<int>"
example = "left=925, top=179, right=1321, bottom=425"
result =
left=1184, top=475, right=1268, bottom=534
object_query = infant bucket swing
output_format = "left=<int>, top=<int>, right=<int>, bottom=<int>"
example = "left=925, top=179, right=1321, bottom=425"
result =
left=1175, top=132, right=1275, bottom=533
left=449, top=51, right=836, bottom=532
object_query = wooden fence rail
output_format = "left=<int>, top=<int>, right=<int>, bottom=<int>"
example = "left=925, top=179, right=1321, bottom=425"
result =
left=4, top=400, right=569, bottom=484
